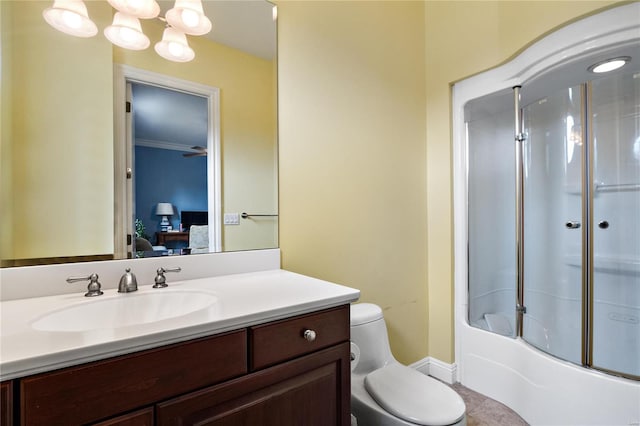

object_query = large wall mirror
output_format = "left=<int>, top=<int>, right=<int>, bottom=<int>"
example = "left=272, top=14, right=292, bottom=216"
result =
left=1, top=0, right=278, bottom=267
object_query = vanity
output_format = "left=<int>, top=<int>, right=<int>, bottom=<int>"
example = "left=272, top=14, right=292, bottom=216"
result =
left=0, top=254, right=360, bottom=425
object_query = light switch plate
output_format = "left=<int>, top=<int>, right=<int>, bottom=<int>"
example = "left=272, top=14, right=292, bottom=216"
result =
left=224, top=213, right=240, bottom=225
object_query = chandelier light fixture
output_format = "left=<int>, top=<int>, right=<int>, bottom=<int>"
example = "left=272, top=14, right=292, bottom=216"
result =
left=42, top=0, right=212, bottom=62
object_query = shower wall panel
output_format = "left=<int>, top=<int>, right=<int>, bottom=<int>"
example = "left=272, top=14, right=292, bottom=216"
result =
left=591, top=72, right=640, bottom=377
left=466, top=92, right=516, bottom=336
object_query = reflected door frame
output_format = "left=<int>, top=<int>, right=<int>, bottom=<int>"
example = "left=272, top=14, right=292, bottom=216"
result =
left=113, top=65, right=222, bottom=258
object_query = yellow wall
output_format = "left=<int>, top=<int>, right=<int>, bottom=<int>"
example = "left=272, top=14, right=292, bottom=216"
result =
left=1, top=1, right=14, bottom=259
left=113, top=20, right=277, bottom=252
left=278, top=1, right=429, bottom=364
left=1, top=1, right=113, bottom=260
left=278, top=0, right=620, bottom=364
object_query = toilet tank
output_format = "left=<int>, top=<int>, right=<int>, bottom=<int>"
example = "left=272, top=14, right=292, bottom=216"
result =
left=350, top=303, right=396, bottom=373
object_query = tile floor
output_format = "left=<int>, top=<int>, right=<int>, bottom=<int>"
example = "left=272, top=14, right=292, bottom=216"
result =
left=451, top=383, right=529, bottom=426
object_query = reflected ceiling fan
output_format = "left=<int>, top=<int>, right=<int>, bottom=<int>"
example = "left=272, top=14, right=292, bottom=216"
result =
left=183, top=146, right=207, bottom=157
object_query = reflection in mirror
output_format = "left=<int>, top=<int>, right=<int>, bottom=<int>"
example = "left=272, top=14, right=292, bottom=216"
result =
left=117, top=66, right=221, bottom=259
left=132, top=84, right=210, bottom=259
left=1, top=1, right=278, bottom=267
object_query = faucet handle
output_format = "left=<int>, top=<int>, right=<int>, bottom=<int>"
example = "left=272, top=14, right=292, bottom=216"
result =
left=153, top=267, right=181, bottom=288
left=67, top=273, right=104, bottom=297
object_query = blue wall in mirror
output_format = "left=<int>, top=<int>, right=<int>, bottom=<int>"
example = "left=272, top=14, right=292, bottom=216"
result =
left=134, top=146, right=207, bottom=245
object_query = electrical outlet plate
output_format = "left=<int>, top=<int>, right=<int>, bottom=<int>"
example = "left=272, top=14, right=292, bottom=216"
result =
left=224, top=213, right=240, bottom=225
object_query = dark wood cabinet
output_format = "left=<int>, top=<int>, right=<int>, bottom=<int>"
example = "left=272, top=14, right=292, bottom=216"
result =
left=14, top=305, right=350, bottom=426
left=157, top=343, right=350, bottom=426
left=21, top=331, right=246, bottom=425
left=1, top=381, right=12, bottom=426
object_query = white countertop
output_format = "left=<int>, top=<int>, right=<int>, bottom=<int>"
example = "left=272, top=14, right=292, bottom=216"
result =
left=0, top=269, right=360, bottom=380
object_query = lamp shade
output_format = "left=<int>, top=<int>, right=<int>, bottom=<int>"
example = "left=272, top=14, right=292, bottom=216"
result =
left=154, top=27, right=195, bottom=62
left=104, top=12, right=150, bottom=50
left=107, top=0, right=160, bottom=19
left=165, top=0, right=212, bottom=36
left=155, top=203, right=174, bottom=216
left=43, top=0, right=98, bottom=38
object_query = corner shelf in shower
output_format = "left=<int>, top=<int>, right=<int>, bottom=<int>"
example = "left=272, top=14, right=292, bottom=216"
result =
left=564, top=182, right=640, bottom=195
left=565, top=254, right=640, bottom=273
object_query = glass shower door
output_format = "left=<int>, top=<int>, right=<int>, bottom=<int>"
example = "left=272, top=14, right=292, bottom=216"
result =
left=521, top=86, right=584, bottom=364
left=590, top=72, right=640, bottom=378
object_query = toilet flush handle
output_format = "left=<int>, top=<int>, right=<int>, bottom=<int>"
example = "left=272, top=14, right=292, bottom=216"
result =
left=303, top=329, right=317, bottom=342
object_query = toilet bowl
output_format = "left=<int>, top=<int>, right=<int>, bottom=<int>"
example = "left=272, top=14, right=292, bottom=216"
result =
left=350, top=303, right=466, bottom=426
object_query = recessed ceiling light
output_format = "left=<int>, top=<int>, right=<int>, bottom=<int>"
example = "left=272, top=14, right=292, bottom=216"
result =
left=588, top=56, right=631, bottom=73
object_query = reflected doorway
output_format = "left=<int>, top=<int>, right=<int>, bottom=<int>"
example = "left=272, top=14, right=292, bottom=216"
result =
left=114, top=65, right=221, bottom=259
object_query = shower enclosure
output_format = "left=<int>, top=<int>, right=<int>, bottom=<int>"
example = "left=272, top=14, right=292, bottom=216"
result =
left=454, top=4, right=640, bottom=425
left=466, top=69, right=639, bottom=379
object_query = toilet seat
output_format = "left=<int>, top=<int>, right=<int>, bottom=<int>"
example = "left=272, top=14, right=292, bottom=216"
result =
left=364, top=364, right=465, bottom=426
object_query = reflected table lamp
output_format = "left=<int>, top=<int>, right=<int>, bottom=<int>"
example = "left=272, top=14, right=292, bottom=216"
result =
left=156, top=202, right=174, bottom=232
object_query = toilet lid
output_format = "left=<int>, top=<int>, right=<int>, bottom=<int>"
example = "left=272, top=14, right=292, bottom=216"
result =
left=350, top=303, right=384, bottom=326
left=364, top=364, right=465, bottom=426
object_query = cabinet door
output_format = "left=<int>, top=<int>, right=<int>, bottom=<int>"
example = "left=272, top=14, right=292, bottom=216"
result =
left=157, top=342, right=351, bottom=426
left=1, top=381, right=12, bottom=426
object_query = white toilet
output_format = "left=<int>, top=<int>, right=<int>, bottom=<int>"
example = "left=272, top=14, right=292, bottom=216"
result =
left=350, top=303, right=466, bottom=426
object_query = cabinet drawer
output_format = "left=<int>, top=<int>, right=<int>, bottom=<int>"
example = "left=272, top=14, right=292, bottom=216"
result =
left=21, top=330, right=247, bottom=426
left=249, top=305, right=350, bottom=370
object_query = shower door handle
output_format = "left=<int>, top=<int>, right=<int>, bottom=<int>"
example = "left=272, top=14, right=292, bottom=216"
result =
left=565, top=221, right=581, bottom=229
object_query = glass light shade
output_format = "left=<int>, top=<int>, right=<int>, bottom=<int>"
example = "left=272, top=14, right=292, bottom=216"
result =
left=588, top=57, right=631, bottom=74
left=107, top=0, right=160, bottom=19
left=165, top=0, right=212, bottom=36
left=104, top=12, right=150, bottom=50
left=155, top=203, right=174, bottom=216
left=154, top=27, right=195, bottom=62
left=43, top=0, right=98, bottom=38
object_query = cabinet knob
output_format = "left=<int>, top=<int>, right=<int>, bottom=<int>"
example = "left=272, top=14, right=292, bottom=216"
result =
left=303, top=329, right=317, bottom=342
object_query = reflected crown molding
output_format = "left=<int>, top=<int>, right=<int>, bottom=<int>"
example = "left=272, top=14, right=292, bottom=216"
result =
left=135, top=139, right=194, bottom=152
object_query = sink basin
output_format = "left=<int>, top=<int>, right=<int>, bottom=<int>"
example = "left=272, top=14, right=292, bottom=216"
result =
left=31, top=290, right=218, bottom=332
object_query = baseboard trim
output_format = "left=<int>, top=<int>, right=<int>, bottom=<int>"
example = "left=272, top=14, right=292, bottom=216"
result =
left=409, top=357, right=457, bottom=384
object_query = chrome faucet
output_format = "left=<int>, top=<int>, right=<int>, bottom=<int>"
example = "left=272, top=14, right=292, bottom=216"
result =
left=67, top=273, right=103, bottom=297
left=118, top=268, right=138, bottom=293
left=153, top=267, right=181, bottom=288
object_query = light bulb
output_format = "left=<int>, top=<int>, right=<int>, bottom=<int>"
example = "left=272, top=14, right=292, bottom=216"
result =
left=168, top=41, right=185, bottom=57
left=181, top=8, right=200, bottom=28
left=62, top=10, right=82, bottom=28
left=118, top=26, right=138, bottom=43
